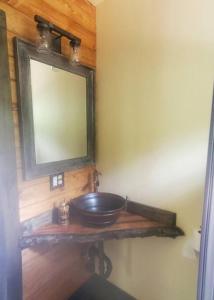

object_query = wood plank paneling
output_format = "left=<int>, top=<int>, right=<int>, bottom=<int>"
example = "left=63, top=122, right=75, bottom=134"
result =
left=19, top=167, right=94, bottom=221
left=3, top=0, right=96, bottom=34
left=3, top=3, right=96, bottom=66
left=0, top=1, right=95, bottom=49
left=0, top=0, right=96, bottom=299
left=22, top=244, right=91, bottom=300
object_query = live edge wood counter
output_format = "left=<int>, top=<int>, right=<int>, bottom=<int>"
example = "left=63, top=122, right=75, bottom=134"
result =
left=21, top=201, right=184, bottom=249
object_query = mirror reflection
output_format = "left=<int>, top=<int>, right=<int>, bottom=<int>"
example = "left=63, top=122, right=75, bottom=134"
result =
left=30, top=59, right=87, bottom=164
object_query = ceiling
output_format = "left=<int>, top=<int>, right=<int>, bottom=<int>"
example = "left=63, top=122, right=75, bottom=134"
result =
left=88, top=0, right=104, bottom=6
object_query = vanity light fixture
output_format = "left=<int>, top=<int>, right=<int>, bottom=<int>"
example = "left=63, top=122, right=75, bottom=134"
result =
left=36, top=21, right=51, bottom=53
left=70, top=38, right=81, bottom=65
left=34, top=15, right=81, bottom=63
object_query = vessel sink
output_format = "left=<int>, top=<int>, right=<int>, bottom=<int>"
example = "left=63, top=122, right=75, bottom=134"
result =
left=70, top=192, right=125, bottom=226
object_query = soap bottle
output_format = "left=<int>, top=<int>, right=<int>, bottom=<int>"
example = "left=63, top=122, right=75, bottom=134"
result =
left=58, top=199, right=70, bottom=225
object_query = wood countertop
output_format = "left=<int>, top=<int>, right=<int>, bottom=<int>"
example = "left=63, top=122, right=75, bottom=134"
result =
left=20, top=201, right=184, bottom=249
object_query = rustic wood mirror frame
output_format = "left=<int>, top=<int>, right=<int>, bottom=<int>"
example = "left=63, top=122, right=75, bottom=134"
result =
left=14, top=38, right=95, bottom=180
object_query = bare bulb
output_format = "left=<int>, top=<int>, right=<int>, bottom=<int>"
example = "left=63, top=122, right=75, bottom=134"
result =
left=70, top=45, right=80, bottom=65
left=36, top=25, right=51, bottom=54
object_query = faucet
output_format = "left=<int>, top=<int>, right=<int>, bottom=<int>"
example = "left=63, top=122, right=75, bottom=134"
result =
left=93, top=169, right=102, bottom=192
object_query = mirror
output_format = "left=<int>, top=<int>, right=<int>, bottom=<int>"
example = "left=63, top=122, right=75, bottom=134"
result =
left=30, top=60, right=87, bottom=164
left=14, top=38, right=95, bottom=179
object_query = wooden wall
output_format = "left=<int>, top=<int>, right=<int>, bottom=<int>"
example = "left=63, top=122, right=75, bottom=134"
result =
left=0, top=0, right=96, bottom=299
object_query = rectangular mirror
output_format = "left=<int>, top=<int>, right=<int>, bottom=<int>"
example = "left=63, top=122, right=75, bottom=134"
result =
left=30, top=60, right=87, bottom=164
left=14, top=38, right=95, bottom=179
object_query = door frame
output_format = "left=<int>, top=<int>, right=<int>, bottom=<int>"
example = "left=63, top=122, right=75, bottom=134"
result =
left=197, top=89, right=214, bottom=300
left=0, top=10, right=22, bottom=300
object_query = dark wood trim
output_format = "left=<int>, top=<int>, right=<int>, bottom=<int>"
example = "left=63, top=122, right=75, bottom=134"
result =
left=21, top=210, right=53, bottom=237
left=14, top=37, right=95, bottom=180
left=21, top=225, right=183, bottom=250
left=0, top=10, right=22, bottom=300
left=127, top=200, right=176, bottom=226
left=197, top=88, right=214, bottom=300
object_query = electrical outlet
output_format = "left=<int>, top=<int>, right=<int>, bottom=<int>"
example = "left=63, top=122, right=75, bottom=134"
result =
left=50, top=173, right=64, bottom=190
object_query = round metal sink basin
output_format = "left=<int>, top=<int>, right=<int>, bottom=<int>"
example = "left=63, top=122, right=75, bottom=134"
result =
left=70, top=192, right=125, bottom=226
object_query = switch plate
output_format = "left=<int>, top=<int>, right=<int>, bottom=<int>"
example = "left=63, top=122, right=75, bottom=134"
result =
left=50, top=173, right=64, bottom=190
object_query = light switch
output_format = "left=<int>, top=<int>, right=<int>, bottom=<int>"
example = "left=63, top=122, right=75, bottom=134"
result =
left=53, top=176, right=58, bottom=187
left=50, top=173, right=64, bottom=190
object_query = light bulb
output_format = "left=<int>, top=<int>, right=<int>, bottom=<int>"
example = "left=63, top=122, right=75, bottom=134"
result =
left=70, top=40, right=81, bottom=65
left=36, top=23, right=51, bottom=54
